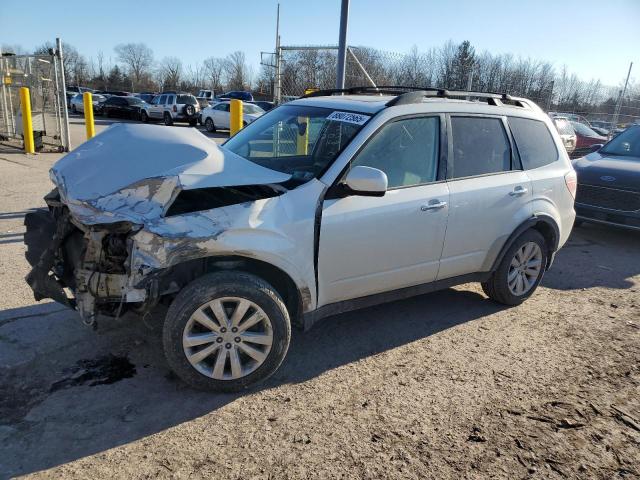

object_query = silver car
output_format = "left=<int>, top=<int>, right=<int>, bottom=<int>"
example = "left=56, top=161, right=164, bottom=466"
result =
left=24, top=87, right=576, bottom=392
left=69, top=93, right=106, bottom=115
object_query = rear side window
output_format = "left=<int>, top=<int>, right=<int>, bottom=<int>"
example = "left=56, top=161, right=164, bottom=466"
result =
left=178, top=95, right=197, bottom=105
left=510, top=117, right=559, bottom=169
left=450, top=117, right=511, bottom=178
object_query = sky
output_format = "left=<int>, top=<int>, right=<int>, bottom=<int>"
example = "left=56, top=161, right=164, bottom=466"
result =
left=1, top=0, right=638, bottom=87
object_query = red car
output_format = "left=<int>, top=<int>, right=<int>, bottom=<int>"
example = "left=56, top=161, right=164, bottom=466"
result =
left=570, top=121, right=607, bottom=158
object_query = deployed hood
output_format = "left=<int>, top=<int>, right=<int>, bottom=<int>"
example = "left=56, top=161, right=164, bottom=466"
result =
left=573, top=152, right=640, bottom=192
left=50, top=123, right=291, bottom=225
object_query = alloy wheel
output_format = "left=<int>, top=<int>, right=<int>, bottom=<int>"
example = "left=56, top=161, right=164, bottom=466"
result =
left=183, top=297, right=273, bottom=380
left=507, top=241, right=543, bottom=296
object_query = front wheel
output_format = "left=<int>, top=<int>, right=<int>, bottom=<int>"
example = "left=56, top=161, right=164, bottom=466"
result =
left=482, top=229, right=548, bottom=306
left=163, top=271, right=291, bottom=392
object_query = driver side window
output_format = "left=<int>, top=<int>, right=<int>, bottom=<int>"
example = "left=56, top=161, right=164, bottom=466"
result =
left=350, top=116, right=440, bottom=189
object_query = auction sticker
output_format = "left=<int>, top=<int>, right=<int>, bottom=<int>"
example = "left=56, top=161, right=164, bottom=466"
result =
left=326, top=111, right=371, bottom=125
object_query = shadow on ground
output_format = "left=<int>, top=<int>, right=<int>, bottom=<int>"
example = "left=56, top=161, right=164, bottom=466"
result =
left=1, top=225, right=638, bottom=477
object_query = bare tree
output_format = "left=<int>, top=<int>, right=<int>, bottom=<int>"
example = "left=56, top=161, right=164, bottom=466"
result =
left=158, top=56, right=182, bottom=91
left=224, top=51, right=249, bottom=90
left=114, top=43, right=153, bottom=91
left=203, top=57, right=226, bottom=92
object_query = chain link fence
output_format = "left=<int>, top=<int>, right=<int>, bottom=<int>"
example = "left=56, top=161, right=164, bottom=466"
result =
left=1, top=47, right=69, bottom=152
left=274, top=45, right=638, bottom=132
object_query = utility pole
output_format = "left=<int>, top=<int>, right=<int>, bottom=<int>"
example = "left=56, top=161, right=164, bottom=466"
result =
left=274, top=3, right=282, bottom=105
left=611, top=61, right=633, bottom=139
left=335, top=0, right=349, bottom=89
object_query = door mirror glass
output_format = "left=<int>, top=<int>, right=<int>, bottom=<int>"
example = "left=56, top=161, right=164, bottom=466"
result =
left=342, top=166, right=388, bottom=197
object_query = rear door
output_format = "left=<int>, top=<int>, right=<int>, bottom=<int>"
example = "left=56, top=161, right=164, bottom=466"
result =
left=438, top=115, right=532, bottom=280
left=213, top=103, right=231, bottom=128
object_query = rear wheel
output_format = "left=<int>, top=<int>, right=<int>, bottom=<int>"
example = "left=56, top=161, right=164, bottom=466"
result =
left=71, top=104, right=77, bottom=114
left=163, top=112, right=173, bottom=126
left=141, top=110, right=149, bottom=123
left=482, top=229, right=547, bottom=306
left=163, top=271, right=291, bottom=392
left=205, top=117, right=216, bottom=132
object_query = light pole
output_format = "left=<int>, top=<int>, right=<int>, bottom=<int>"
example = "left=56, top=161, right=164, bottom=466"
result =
left=335, top=0, right=349, bottom=90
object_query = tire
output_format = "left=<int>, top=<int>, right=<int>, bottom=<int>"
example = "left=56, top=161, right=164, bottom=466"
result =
left=204, top=117, right=216, bottom=132
left=163, top=112, right=173, bottom=126
left=481, top=229, right=548, bottom=306
left=71, top=104, right=77, bottom=114
left=163, top=271, right=291, bottom=392
left=141, top=110, right=149, bottom=123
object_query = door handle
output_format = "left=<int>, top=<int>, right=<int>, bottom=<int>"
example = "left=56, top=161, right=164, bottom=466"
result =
left=421, top=200, right=447, bottom=212
left=509, top=186, right=528, bottom=197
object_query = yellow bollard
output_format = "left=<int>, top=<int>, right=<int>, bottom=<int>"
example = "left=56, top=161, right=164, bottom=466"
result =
left=296, top=116, right=309, bottom=155
left=230, top=99, right=243, bottom=136
left=83, top=92, right=95, bottom=140
left=19, top=87, right=35, bottom=154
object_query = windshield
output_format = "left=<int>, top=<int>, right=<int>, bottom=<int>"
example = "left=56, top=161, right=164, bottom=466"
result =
left=600, top=126, right=640, bottom=158
left=570, top=121, right=600, bottom=137
left=126, top=97, right=143, bottom=105
left=224, top=104, right=370, bottom=184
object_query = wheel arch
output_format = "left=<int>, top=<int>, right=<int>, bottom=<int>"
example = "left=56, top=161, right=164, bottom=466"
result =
left=156, top=254, right=308, bottom=328
left=488, top=214, right=560, bottom=272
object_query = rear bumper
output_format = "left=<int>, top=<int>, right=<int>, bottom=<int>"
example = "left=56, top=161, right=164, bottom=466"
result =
left=575, top=203, right=640, bottom=231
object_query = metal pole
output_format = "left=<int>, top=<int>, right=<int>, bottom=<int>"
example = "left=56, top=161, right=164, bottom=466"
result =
left=52, top=55, right=63, bottom=144
left=56, top=38, right=71, bottom=151
left=273, top=3, right=282, bottom=104
left=347, top=48, right=377, bottom=89
left=611, top=61, right=633, bottom=138
left=335, top=0, right=349, bottom=89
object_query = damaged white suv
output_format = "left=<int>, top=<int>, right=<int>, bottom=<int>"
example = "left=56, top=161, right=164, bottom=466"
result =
left=25, top=87, right=576, bottom=391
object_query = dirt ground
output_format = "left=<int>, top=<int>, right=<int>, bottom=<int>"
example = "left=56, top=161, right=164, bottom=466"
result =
left=1, top=122, right=639, bottom=479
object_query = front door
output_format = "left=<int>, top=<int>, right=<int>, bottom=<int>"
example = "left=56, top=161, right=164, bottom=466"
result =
left=318, top=115, right=450, bottom=306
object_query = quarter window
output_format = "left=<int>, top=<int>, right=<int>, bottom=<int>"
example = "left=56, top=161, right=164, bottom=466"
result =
left=510, top=117, right=559, bottom=169
left=450, top=117, right=511, bottom=178
left=350, top=117, right=439, bottom=188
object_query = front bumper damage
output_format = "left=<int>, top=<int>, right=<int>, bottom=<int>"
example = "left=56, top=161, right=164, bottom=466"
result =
left=25, top=191, right=150, bottom=326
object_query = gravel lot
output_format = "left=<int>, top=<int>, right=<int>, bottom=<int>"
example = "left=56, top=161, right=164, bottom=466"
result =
left=1, top=119, right=639, bottom=479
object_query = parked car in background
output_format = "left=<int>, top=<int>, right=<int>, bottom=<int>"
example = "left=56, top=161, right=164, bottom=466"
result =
left=102, top=95, right=146, bottom=120
left=140, top=92, right=200, bottom=126
left=551, top=116, right=576, bottom=154
left=95, top=90, right=132, bottom=98
left=200, top=101, right=265, bottom=132
left=24, top=88, right=577, bottom=391
left=570, top=121, right=607, bottom=158
left=196, top=89, right=216, bottom=108
left=573, top=125, right=640, bottom=230
left=135, top=92, right=156, bottom=103
left=589, top=120, right=613, bottom=134
left=69, top=93, right=107, bottom=115
left=217, top=91, right=254, bottom=102
left=250, top=100, right=275, bottom=112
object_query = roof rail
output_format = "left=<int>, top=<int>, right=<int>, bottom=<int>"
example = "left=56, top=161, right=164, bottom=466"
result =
left=301, top=85, right=446, bottom=98
left=299, top=85, right=529, bottom=109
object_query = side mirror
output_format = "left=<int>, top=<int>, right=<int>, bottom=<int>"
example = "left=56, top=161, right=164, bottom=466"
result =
left=589, top=144, right=604, bottom=153
left=341, top=166, right=388, bottom=197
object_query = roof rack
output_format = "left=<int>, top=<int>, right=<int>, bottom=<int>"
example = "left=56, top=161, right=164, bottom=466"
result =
left=301, top=85, right=528, bottom=109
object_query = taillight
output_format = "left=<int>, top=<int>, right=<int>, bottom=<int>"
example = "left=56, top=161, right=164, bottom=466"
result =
left=173, top=105, right=177, bottom=112
left=565, top=170, right=577, bottom=199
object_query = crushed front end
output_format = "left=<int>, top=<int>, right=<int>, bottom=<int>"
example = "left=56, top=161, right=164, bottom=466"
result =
left=25, top=189, right=149, bottom=326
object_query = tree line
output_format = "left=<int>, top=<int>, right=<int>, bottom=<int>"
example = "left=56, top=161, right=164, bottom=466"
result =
left=2, top=40, right=637, bottom=122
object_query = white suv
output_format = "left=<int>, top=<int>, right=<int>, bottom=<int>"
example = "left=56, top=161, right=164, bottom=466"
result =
left=25, top=87, right=576, bottom=392
left=141, top=92, right=200, bottom=126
